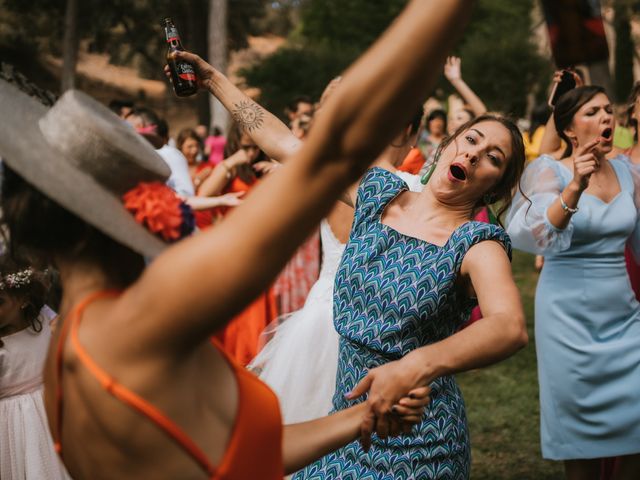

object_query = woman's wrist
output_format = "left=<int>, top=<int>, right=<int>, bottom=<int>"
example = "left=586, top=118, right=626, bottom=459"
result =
left=220, top=160, right=234, bottom=179
left=340, top=402, right=370, bottom=439
left=566, top=179, right=585, bottom=195
left=403, top=349, right=438, bottom=386
left=204, top=67, right=225, bottom=94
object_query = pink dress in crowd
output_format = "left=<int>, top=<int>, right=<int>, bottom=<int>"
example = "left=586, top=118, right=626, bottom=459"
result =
left=204, top=135, right=227, bottom=166
left=272, top=230, right=321, bottom=316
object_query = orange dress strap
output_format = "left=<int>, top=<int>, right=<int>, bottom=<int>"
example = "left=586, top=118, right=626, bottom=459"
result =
left=211, top=340, right=284, bottom=479
left=54, top=290, right=217, bottom=478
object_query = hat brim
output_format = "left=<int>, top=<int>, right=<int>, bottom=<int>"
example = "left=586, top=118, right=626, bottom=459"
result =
left=0, top=80, right=168, bottom=258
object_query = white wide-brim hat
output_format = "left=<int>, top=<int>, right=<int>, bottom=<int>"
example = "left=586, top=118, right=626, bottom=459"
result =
left=0, top=79, right=172, bottom=257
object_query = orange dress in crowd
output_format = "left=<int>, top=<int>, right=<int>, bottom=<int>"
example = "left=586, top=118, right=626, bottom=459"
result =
left=54, top=291, right=283, bottom=479
left=192, top=164, right=218, bottom=229
left=397, top=147, right=426, bottom=175
left=214, top=175, right=278, bottom=366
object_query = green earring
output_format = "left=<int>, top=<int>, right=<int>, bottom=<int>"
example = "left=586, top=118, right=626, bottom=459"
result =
left=483, top=193, right=499, bottom=226
left=420, top=161, right=437, bottom=185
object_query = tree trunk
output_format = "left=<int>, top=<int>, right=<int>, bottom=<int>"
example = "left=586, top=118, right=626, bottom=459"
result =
left=61, top=0, right=79, bottom=92
left=208, top=0, right=230, bottom=133
left=187, top=0, right=211, bottom=127
left=614, top=1, right=633, bottom=103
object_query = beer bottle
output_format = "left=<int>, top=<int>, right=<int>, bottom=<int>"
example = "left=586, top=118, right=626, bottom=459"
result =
left=162, top=17, right=198, bottom=97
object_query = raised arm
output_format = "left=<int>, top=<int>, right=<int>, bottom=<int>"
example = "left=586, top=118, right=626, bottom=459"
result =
left=539, top=70, right=583, bottom=157
left=444, top=56, right=486, bottom=116
left=125, top=0, right=475, bottom=352
left=538, top=113, right=563, bottom=157
left=170, top=59, right=302, bottom=162
left=196, top=149, right=250, bottom=197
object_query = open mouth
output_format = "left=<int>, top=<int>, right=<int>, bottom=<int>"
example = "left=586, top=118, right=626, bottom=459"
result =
left=600, top=128, right=613, bottom=141
left=449, top=164, right=467, bottom=181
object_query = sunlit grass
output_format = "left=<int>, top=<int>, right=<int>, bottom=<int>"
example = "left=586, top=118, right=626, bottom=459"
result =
left=457, top=250, right=564, bottom=479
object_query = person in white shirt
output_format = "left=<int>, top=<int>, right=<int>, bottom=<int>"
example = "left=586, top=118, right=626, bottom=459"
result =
left=125, top=108, right=194, bottom=197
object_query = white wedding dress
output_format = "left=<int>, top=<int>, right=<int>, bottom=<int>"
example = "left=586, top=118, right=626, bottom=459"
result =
left=249, top=171, right=422, bottom=423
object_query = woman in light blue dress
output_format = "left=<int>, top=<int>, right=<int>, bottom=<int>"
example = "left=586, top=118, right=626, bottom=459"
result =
left=506, top=86, right=640, bottom=478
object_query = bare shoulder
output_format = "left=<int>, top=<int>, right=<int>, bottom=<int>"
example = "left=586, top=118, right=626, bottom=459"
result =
left=461, top=239, right=510, bottom=276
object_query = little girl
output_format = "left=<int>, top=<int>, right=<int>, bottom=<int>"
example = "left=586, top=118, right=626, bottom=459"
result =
left=0, top=257, right=70, bottom=479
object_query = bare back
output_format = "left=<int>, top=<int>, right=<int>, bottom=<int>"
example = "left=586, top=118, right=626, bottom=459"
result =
left=44, top=294, right=239, bottom=480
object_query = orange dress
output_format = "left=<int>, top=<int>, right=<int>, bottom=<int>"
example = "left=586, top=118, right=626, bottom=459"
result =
left=214, top=175, right=278, bottom=366
left=53, top=291, right=283, bottom=479
left=192, top=164, right=218, bottom=229
left=397, top=147, right=426, bottom=175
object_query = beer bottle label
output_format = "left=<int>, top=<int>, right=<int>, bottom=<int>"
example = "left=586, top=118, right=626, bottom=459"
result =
left=177, top=62, right=196, bottom=82
left=166, top=26, right=179, bottom=43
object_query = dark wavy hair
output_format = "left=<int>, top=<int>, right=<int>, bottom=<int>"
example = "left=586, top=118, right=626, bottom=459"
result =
left=1, top=166, right=145, bottom=289
left=554, top=85, right=606, bottom=158
left=223, top=122, right=268, bottom=181
left=426, top=109, right=447, bottom=134
left=0, top=254, right=49, bottom=333
left=431, top=114, right=526, bottom=224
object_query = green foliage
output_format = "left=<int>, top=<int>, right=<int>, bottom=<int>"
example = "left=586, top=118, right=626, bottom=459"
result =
left=243, top=0, right=552, bottom=118
left=454, top=0, right=552, bottom=117
left=241, top=45, right=352, bottom=116
left=0, top=0, right=269, bottom=81
left=300, top=0, right=406, bottom=53
left=241, top=0, right=408, bottom=117
left=458, top=249, right=563, bottom=479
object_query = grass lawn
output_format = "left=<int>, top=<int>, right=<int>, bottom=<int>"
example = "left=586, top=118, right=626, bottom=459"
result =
left=457, top=250, right=564, bottom=479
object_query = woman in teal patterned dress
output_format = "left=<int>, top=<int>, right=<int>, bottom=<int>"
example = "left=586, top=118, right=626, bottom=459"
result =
left=295, top=115, right=529, bottom=480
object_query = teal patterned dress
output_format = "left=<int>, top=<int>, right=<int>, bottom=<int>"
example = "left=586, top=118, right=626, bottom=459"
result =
left=294, top=168, right=511, bottom=480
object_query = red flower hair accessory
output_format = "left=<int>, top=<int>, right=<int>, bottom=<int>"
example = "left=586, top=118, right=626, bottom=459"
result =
left=123, top=182, right=194, bottom=242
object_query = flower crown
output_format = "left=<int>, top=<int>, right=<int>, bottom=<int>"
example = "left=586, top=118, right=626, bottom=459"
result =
left=123, top=182, right=195, bottom=243
left=0, top=268, right=34, bottom=290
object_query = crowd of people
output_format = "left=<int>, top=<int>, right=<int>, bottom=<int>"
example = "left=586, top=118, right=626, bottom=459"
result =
left=1, top=0, right=639, bottom=479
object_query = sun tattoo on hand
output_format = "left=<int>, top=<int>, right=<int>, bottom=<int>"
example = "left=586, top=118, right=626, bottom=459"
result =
left=232, top=101, right=265, bottom=132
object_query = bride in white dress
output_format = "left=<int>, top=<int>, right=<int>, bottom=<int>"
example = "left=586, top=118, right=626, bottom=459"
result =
left=250, top=171, right=422, bottom=423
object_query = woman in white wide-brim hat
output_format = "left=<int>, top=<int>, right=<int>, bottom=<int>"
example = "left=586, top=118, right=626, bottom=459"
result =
left=0, top=1, right=473, bottom=478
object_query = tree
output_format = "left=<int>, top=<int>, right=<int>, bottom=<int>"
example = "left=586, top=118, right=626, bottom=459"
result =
left=453, top=0, right=551, bottom=117
left=61, top=0, right=79, bottom=91
left=242, top=0, right=550, bottom=118
left=0, top=0, right=270, bottom=90
left=209, top=0, right=230, bottom=131
left=614, top=0, right=634, bottom=103
left=242, top=0, right=406, bottom=117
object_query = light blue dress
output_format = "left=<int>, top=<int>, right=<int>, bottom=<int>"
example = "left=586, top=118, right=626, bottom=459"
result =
left=506, top=154, right=640, bottom=460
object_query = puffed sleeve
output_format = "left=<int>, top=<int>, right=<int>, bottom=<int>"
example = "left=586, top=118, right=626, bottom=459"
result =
left=505, top=155, right=573, bottom=255
left=622, top=156, right=640, bottom=262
